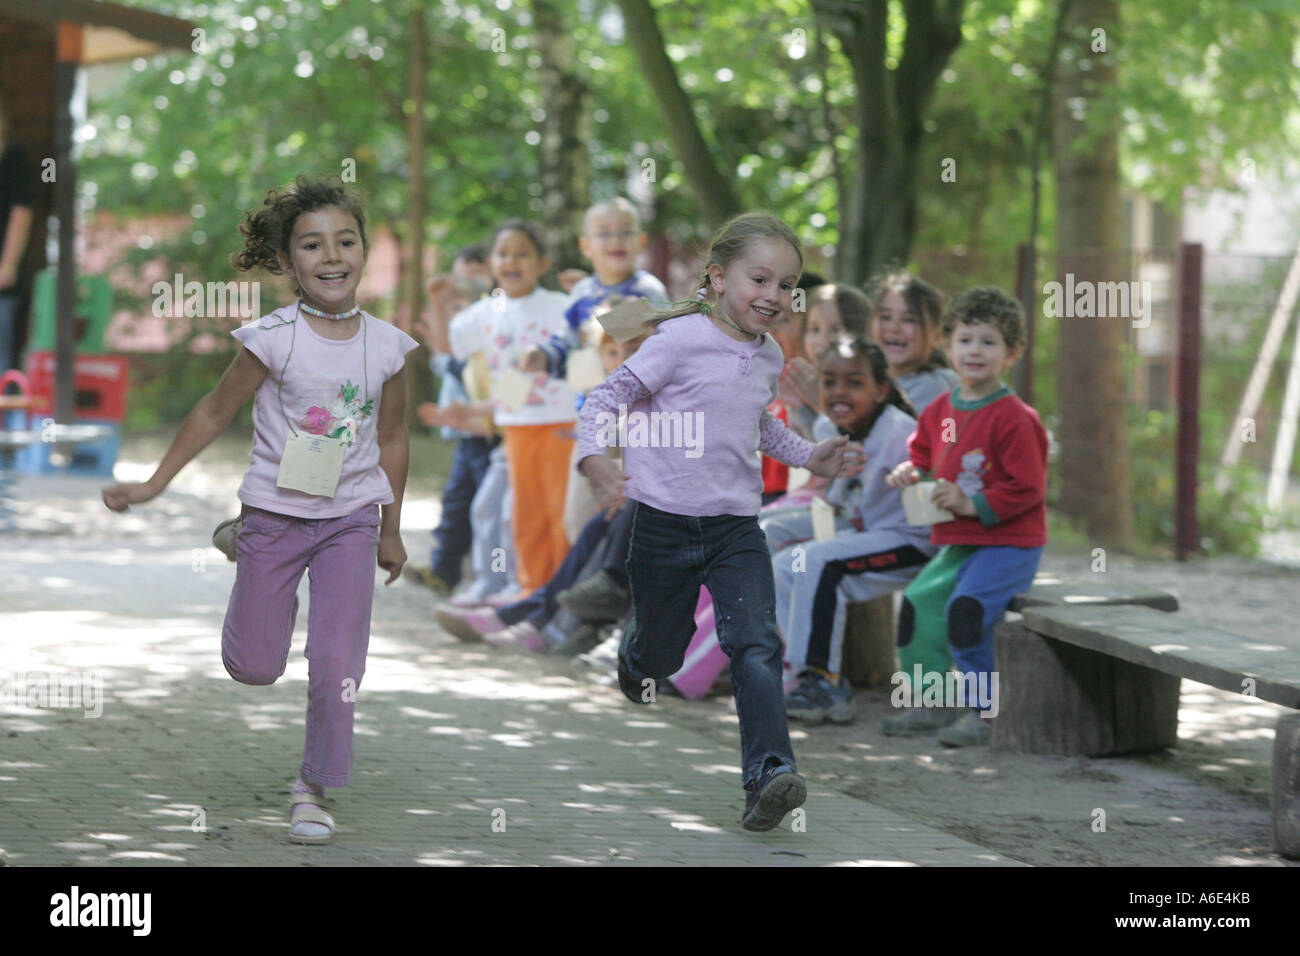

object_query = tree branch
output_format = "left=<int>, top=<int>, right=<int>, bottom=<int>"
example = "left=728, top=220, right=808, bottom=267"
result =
left=615, top=0, right=741, bottom=227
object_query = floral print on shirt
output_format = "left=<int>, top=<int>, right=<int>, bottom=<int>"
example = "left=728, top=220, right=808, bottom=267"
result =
left=299, top=379, right=373, bottom=447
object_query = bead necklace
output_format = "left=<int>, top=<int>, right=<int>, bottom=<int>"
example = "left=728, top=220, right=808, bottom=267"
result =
left=299, top=300, right=361, bottom=322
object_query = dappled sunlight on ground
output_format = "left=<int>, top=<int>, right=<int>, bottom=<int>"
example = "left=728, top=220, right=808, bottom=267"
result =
left=3, top=439, right=1297, bottom=865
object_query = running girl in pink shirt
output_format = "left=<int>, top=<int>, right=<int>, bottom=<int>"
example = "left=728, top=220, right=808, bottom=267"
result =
left=102, top=177, right=417, bottom=845
left=576, top=212, right=862, bottom=831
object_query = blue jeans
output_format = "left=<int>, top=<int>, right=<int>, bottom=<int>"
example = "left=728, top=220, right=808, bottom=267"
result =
left=429, top=436, right=494, bottom=587
left=622, top=501, right=796, bottom=791
left=0, top=293, right=18, bottom=375
left=497, top=503, right=632, bottom=630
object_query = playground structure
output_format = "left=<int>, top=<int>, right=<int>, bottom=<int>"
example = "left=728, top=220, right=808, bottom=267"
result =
left=0, top=0, right=192, bottom=471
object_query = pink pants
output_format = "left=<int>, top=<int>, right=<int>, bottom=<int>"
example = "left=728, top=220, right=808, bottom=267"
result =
left=669, top=588, right=796, bottom=699
left=221, top=503, right=380, bottom=788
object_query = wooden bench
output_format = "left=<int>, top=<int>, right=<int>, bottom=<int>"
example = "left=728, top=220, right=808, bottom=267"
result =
left=996, top=602, right=1300, bottom=859
left=1007, top=577, right=1180, bottom=613
left=841, top=575, right=1179, bottom=688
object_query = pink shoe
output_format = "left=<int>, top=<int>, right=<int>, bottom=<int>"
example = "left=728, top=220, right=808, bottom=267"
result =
left=483, top=590, right=523, bottom=609
left=783, top=663, right=800, bottom=696
left=435, top=606, right=507, bottom=643
left=483, top=620, right=547, bottom=653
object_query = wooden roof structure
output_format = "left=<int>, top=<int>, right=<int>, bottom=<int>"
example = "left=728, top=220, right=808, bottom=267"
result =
left=0, top=0, right=194, bottom=424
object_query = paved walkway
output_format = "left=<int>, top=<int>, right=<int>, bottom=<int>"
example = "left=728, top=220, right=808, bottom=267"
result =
left=0, top=473, right=1014, bottom=867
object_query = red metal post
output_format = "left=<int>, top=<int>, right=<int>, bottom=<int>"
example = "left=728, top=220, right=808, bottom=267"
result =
left=1175, top=242, right=1202, bottom=561
left=648, top=232, right=671, bottom=291
left=53, top=21, right=81, bottom=434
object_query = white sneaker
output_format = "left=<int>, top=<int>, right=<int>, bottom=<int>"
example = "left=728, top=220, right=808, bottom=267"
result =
left=577, top=632, right=621, bottom=670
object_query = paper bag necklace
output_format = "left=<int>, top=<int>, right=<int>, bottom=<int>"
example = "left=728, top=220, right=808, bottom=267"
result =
left=274, top=303, right=369, bottom=498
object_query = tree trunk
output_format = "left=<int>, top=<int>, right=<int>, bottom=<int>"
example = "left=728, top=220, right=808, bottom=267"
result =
left=534, top=0, right=590, bottom=274
left=404, top=7, right=431, bottom=432
left=819, top=0, right=963, bottom=284
left=1051, top=0, right=1135, bottom=548
left=615, top=0, right=741, bottom=228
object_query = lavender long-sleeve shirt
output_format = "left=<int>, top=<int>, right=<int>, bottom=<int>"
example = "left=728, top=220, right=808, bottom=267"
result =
left=576, top=312, right=814, bottom=517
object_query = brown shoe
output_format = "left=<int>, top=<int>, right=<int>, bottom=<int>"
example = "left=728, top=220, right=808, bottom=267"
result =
left=212, top=516, right=242, bottom=562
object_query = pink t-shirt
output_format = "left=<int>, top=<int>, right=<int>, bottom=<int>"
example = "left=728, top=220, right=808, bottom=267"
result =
left=577, top=312, right=814, bottom=517
left=230, top=303, right=419, bottom=518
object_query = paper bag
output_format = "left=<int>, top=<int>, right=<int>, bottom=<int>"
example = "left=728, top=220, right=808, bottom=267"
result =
left=277, top=433, right=345, bottom=498
left=491, top=365, right=533, bottom=413
left=811, top=496, right=838, bottom=541
left=565, top=347, right=607, bottom=393
left=596, top=298, right=657, bottom=343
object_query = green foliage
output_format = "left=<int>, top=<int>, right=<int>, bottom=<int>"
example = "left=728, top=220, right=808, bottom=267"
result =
left=1200, top=254, right=1300, bottom=473
left=87, top=0, right=1300, bottom=478
left=91, top=0, right=1300, bottom=285
left=89, top=0, right=556, bottom=313
left=1125, top=409, right=1273, bottom=557
left=1113, top=0, right=1300, bottom=206
left=124, top=349, right=238, bottom=431
left=915, top=1, right=1056, bottom=275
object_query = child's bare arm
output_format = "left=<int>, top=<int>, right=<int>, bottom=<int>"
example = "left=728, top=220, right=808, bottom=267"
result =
left=458, top=401, right=496, bottom=436
left=102, top=347, right=267, bottom=511
left=420, top=275, right=458, bottom=355
left=376, top=367, right=410, bottom=584
left=421, top=400, right=495, bottom=436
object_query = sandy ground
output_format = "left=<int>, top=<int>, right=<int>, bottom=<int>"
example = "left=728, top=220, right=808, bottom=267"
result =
left=640, top=549, right=1300, bottom=867
left=4, top=430, right=1298, bottom=866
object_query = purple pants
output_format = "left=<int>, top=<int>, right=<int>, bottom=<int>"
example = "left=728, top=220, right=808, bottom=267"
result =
left=222, top=503, right=380, bottom=788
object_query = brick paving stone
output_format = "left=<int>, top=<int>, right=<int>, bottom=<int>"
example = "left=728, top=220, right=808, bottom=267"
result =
left=1, top=474, right=1017, bottom=867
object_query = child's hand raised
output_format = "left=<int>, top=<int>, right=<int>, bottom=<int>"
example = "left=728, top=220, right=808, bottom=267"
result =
left=806, top=435, right=865, bottom=480
left=930, top=478, right=977, bottom=517
left=557, top=269, right=589, bottom=294
left=426, top=274, right=456, bottom=303
left=102, top=481, right=159, bottom=513
left=886, top=461, right=921, bottom=488
left=579, top=454, right=628, bottom=519
left=516, top=347, right=549, bottom=373
left=778, top=358, right=819, bottom=410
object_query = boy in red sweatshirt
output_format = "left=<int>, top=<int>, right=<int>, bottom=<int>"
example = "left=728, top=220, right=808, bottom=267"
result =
left=883, top=287, right=1047, bottom=747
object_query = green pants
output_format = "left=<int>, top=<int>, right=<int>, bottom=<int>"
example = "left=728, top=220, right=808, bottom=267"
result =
left=896, top=545, right=977, bottom=703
